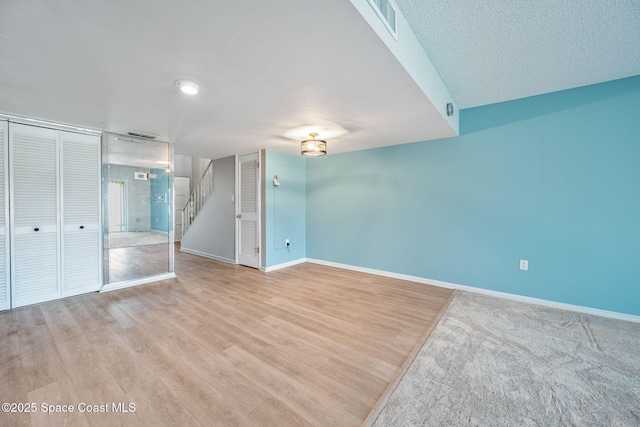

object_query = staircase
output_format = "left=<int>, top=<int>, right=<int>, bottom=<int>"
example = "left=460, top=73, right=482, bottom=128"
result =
left=181, top=160, right=214, bottom=238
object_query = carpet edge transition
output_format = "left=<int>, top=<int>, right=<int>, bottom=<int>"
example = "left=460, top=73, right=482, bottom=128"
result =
left=361, top=289, right=457, bottom=427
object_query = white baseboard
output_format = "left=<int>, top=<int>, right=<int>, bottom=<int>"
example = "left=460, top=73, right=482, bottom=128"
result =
left=305, top=258, right=640, bottom=324
left=261, top=258, right=307, bottom=272
left=180, top=247, right=235, bottom=264
left=100, top=272, right=177, bottom=293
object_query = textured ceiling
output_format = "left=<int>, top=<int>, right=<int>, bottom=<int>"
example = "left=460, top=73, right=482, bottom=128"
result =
left=395, top=0, right=640, bottom=108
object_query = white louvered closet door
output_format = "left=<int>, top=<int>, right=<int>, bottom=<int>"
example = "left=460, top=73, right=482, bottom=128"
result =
left=237, top=153, right=259, bottom=268
left=0, top=122, right=9, bottom=311
left=62, top=131, right=101, bottom=297
left=10, top=123, right=60, bottom=308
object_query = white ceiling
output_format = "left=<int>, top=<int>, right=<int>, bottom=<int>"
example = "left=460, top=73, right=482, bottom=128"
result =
left=0, top=0, right=455, bottom=160
left=395, top=0, right=640, bottom=109
left=1, top=1, right=638, bottom=160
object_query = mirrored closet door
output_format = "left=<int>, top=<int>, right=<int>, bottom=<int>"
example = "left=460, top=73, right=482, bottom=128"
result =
left=102, top=133, right=174, bottom=285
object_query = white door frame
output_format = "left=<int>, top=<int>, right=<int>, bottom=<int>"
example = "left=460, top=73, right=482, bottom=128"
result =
left=235, top=153, right=261, bottom=269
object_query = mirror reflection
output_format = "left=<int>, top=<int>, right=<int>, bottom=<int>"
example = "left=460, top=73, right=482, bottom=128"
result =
left=103, top=133, right=174, bottom=284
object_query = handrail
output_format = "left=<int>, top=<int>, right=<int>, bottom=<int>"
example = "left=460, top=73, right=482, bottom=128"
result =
left=181, top=160, right=214, bottom=238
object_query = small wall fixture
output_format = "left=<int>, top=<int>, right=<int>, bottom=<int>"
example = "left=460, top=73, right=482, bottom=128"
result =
left=273, top=175, right=280, bottom=186
left=446, top=103, right=454, bottom=117
left=301, top=133, right=327, bottom=157
left=175, top=80, right=200, bottom=95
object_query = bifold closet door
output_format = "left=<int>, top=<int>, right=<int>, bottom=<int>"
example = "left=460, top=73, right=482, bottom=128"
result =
left=0, top=122, right=9, bottom=311
left=61, top=131, right=101, bottom=297
left=10, top=123, right=60, bottom=308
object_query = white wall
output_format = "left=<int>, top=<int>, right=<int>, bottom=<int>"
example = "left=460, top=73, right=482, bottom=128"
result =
left=191, top=157, right=210, bottom=192
left=174, top=154, right=211, bottom=193
left=174, top=154, right=192, bottom=178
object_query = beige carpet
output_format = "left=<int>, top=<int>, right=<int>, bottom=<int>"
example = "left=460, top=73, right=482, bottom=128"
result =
left=372, top=291, right=640, bottom=426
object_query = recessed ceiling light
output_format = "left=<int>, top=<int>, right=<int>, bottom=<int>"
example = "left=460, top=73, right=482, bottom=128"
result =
left=175, top=80, right=200, bottom=95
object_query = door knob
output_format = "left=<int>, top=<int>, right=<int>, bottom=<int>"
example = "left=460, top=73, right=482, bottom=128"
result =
left=34, top=228, right=39, bottom=232
left=79, top=225, right=85, bottom=229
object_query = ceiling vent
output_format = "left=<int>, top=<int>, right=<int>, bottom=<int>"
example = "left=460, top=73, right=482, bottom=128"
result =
left=127, top=131, right=158, bottom=140
left=367, top=0, right=397, bottom=39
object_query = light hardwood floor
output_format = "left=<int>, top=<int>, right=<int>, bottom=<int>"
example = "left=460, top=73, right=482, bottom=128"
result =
left=107, top=243, right=171, bottom=283
left=0, top=250, right=453, bottom=426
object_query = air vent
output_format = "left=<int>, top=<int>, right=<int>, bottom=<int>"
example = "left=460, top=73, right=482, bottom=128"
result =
left=367, top=0, right=397, bottom=38
left=127, top=131, right=157, bottom=140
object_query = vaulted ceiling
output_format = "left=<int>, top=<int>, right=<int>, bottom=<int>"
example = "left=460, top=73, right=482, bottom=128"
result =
left=1, top=0, right=638, bottom=159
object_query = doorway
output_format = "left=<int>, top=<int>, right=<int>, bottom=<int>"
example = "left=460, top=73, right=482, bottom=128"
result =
left=108, top=180, right=125, bottom=233
left=236, top=153, right=260, bottom=269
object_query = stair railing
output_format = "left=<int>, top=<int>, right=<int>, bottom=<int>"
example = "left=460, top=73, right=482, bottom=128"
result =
left=182, top=160, right=214, bottom=238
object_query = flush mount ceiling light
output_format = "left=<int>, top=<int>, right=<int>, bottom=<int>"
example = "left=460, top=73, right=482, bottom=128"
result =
left=174, top=80, right=200, bottom=95
left=301, top=133, right=327, bottom=157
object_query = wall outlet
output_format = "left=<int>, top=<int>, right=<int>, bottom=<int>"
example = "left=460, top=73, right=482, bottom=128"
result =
left=520, top=260, right=529, bottom=271
left=285, top=239, right=290, bottom=247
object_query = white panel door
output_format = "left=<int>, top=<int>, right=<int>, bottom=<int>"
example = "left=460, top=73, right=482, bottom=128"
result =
left=174, top=177, right=190, bottom=241
left=10, top=123, right=60, bottom=308
left=237, top=153, right=259, bottom=268
left=0, top=121, right=9, bottom=311
left=61, top=131, right=101, bottom=297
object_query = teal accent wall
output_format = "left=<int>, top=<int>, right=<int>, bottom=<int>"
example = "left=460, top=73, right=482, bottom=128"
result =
left=150, top=168, right=170, bottom=233
left=306, top=76, right=640, bottom=316
left=264, top=150, right=306, bottom=267
left=108, top=164, right=151, bottom=232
